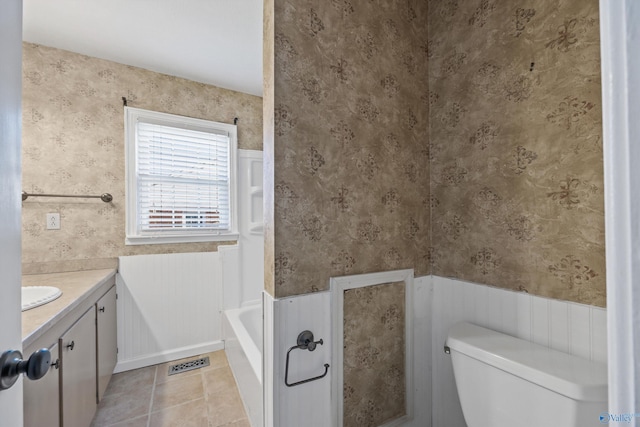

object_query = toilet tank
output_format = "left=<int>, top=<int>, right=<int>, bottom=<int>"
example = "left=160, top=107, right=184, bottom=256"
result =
left=446, top=322, right=608, bottom=427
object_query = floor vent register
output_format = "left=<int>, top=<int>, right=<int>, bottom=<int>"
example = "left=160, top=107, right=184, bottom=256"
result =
left=168, top=356, right=210, bottom=376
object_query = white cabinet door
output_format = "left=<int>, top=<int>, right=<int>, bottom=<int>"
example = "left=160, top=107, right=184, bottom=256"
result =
left=96, top=286, right=117, bottom=402
left=24, top=342, right=60, bottom=427
left=60, top=307, right=97, bottom=427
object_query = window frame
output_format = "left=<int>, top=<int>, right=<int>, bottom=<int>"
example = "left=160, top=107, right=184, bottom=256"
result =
left=124, top=107, right=238, bottom=245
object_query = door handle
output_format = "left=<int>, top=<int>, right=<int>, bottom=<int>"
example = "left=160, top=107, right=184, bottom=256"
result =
left=0, top=348, right=52, bottom=390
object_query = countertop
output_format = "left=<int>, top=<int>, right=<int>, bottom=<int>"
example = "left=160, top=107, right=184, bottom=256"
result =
left=22, top=269, right=117, bottom=349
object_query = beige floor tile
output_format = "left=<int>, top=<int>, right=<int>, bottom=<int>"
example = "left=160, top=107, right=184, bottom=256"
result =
left=93, top=350, right=248, bottom=427
left=152, top=373, right=204, bottom=412
left=202, top=366, right=236, bottom=395
left=98, top=414, right=149, bottom=427
left=205, top=388, right=247, bottom=427
left=198, top=350, right=229, bottom=372
left=91, top=387, right=152, bottom=426
left=104, top=365, right=156, bottom=396
left=221, top=419, right=250, bottom=427
left=149, top=398, right=208, bottom=427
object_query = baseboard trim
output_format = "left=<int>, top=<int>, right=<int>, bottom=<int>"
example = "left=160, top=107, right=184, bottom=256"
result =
left=113, top=340, right=225, bottom=373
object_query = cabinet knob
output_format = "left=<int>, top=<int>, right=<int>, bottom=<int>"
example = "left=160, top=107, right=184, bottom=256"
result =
left=0, top=348, right=52, bottom=390
left=99, top=306, right=105, bottom=312
left=66, top=341, right=75, bottom=351
left=51, top=359, right=60, bottom=369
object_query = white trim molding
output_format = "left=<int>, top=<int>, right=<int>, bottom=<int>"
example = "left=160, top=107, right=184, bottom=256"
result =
left=599, top=0, right=640, bottom=417
left=124, top=106, right=239, bottom=245
left=330, top=269, right=415, bottom=427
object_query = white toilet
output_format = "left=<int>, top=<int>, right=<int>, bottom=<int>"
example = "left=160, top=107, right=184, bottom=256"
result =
left=446, top=322, right=608, bottom=427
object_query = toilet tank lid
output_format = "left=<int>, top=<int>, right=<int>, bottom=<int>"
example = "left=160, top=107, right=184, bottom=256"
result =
left=446, top=322, right=607, bottom=402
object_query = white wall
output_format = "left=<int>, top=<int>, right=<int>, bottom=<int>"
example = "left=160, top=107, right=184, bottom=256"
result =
left=431, top=276, right=607, bottom=427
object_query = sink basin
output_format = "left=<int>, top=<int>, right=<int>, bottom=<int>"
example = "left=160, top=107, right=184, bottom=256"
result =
left=22, top=286, right=62, bottom=311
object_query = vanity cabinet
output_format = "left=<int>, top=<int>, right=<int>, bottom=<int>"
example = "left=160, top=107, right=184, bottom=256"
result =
left=96, top=286, right=117, bottom=402
left=23, top=342, right=60, bottom=427
left=22, top=272, right=117, bottom=427
left=61, top=306, right=97, bottom=427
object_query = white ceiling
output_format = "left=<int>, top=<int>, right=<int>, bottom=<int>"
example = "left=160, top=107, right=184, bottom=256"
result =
left=22, top=0, right=264, bottom=97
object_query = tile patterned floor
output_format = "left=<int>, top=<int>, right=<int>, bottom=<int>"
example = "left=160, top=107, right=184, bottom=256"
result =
left=91, top=350, right=250, bottom=427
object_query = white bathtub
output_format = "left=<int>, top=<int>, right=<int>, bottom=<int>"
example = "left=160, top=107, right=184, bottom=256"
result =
left=224, top=304, right=263, bottom=427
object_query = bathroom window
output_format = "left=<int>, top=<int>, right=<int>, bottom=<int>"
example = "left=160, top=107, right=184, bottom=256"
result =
left=124, top=107, right=238, bottom=244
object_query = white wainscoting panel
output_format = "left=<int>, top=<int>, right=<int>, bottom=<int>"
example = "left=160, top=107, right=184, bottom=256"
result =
left=263, top=291, right=332, bottom=427
left=411, top=276, right=432, bottom=427
left=432, top=277, right=466, bottom=427
left=270, top=291, right=332, bottom=427
left=116, top=252, right=224, bottom=372
left=264, top=276, right=432, bottom=427
left=431, top=276, right=608, bottom=427
left=263, top=292, right=275, bottom=427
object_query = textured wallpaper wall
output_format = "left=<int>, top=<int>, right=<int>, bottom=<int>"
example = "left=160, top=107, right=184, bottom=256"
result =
left=266, top=0, right=431, bottom=298
left=428, top=0, right=605, bottom=306
left=22, top=43, right=263, bottom=274
left=265, top=1, right=604, bottom=420
left=343, top=281, right=406, bottom=426
left=265, top=3, right=429, bottom=422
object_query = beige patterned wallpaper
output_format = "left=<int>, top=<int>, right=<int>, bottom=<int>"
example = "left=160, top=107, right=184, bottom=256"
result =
left=267, top=0, right=604, bottom=304
left=343, top=282, right=406, bottom=426
left=265, top=0, right=431, bottom=298
left=428, top=0, right=605, bottom=306
left=22, top=43, right=263, bottom=274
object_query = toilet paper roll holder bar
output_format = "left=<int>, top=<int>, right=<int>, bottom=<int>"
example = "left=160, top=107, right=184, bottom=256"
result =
left=284, top=330, right=330, bottom=387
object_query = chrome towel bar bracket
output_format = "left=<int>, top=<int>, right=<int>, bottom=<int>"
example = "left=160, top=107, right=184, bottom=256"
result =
left=284, top=330, right=330, bottom=387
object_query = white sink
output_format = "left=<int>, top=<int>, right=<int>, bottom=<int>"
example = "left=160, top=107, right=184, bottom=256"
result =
left=22, top=286, right=62, bottom=311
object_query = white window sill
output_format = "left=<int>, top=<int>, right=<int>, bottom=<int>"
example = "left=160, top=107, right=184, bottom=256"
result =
left=125, top=233, right=239, bottom=245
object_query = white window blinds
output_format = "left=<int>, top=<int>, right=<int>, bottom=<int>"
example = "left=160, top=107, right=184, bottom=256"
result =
left=137, top=122, right=231, bottom=231
left=125, top=107, right=237, bottom=244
